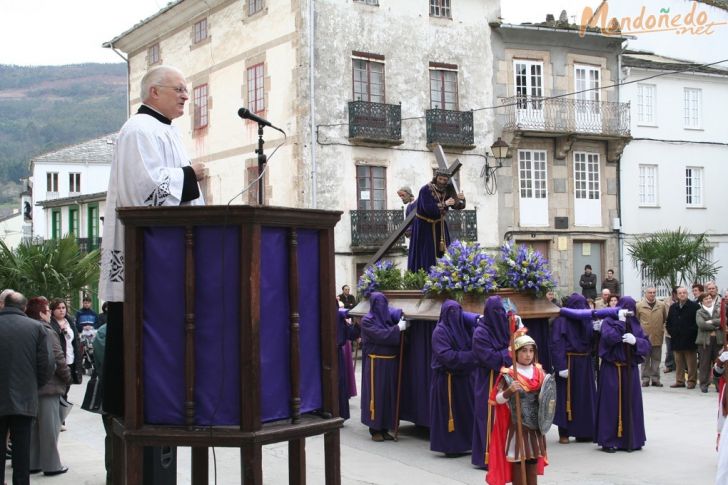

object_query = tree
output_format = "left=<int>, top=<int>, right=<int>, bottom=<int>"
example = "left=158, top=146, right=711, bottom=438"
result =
left=627, top=228, right=720, bottom=291
left=0, top=236, right=100, bottom=304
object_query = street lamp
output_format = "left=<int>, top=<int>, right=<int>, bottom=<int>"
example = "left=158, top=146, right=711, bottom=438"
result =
left=483, top=137, right=510, bottom=194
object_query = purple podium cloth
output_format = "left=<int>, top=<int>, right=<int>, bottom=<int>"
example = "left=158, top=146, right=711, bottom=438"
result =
left=471, top=296, right=512, bottom=468
left=337, top=309, right=360, bottom=420
left=430, top=301, right=477, bottom=454
left=551, top=294, right=596, bottom=439
left=360, top=293, right=403, bottom=431
left=142, top=226, right=324, bottom=425
left=595, top=297, right=649, bottom=450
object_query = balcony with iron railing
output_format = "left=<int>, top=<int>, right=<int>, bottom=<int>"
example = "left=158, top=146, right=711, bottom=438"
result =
left=77, top=237, right=102, bottom=253
left=350, top=209, right=478, bottom=250
left=348, top=100, right=403, bottom=145
left=501, top=96, right=630, bottom=137
left=425, top=108, right=475, bottom=149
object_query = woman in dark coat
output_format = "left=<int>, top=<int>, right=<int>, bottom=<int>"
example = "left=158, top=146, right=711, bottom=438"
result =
left=430, top=300, right=477, bottom=454
left=26, top=296, right=71, bottom=475
left=49, top=299, right=83, bottom=391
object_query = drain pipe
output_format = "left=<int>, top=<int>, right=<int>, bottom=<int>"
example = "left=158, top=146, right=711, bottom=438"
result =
left=104, top=41, right=130, bottom=118
left=309, top=0, right=317, bottom=208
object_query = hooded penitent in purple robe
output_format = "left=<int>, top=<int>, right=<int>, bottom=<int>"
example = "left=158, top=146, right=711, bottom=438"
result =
left=595, top=296, right=649, bottom=451
left=337, top=309, right=361, bottom=421
left=551, top=293, right=597, bottom=440
left=430, top=300, right=478, bottom=454
left=524, top=317, right=552, bottom=373
left=360, top=292, right=404, bottom=432
left=471, top=296, right=513, bottom=468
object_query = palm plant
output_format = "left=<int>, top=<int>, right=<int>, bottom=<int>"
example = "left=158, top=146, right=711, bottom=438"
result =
left=627, top=228, right=720, bottom=291
left=0, top=236, right=100, bottom=302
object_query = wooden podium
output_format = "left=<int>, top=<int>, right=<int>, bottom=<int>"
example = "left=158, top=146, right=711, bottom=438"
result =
left=113, top=205, right=343, bottom=485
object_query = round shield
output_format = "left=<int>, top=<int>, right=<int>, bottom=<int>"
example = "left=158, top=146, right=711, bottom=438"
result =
left=538, top=373, right=557, bottom=435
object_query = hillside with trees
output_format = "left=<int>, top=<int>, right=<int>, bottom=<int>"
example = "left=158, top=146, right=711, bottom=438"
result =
left=0, top=63, right=127, bottom=213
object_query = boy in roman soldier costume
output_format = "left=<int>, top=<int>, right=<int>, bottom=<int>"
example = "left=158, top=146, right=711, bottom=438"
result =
left=486, top=330, right=550, bottom=485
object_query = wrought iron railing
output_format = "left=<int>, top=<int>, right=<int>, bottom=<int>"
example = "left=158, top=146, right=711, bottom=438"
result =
left=350, top=210, right=406, bottom=248
left=77, top=237, right=102, bottom=253
left=348, top=100, right=402, bottom=142
left=350, top=209, right=477, bottom=248
left=446, top=210, right=478, bottom=242
left=426, top=108, right=474, bottom=147
left=501, top=96, right=630, bottom=137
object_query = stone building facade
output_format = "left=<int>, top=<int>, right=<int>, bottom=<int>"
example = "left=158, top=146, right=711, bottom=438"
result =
left=490, top=21, right=631, bottom=295
left=105, top=0, right=502, bottom=291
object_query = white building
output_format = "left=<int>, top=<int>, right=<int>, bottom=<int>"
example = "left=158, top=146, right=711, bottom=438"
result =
left=104, top=0, right=502, bottom=291
left=0, top=210, right=23, bottom=250
left=29, top=134, right=115, bottom=243
left=619, top=51, right=728, bottom=297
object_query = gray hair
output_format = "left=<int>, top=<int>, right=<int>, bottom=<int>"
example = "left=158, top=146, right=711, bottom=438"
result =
left=140, top=65, right=185, bottom=102
left=397, top=186, right=413, bottom=197
left=0, top=288, right=13, bottom=308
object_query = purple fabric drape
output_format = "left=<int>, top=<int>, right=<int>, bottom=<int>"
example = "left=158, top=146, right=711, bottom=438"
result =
left=260, top=228, right=323, bottom=423
left=142, top=226, right=324, bottom=425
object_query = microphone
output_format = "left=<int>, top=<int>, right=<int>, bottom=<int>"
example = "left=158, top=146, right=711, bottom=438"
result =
left=237, top=107, right=272, bottom=127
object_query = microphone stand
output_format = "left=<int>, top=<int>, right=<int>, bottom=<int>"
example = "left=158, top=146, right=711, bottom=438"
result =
left=255, top=123, right=267, bottom=206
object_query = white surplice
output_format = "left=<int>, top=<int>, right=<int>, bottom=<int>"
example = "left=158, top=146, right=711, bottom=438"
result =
left=99, top=108, right=204, bottom=302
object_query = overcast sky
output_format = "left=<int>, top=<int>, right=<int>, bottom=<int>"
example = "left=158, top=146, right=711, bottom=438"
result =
left=1, top=0, right=727, bottom=67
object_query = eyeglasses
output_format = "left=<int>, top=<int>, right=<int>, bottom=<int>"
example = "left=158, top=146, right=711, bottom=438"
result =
left=156, top=85, right=189, bottom=95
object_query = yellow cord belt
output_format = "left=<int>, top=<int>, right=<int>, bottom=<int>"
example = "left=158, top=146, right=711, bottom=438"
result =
left=415, top=213, right=447, bottom=253
left=369, top=354, right=397, bottom=420
left=566, top=352, right=589, bottom=422
left=615, top=362, right=626, bottom=437
left=485, top=369, right=494, bottom=464
left=447, top=372, right=455, bottom=432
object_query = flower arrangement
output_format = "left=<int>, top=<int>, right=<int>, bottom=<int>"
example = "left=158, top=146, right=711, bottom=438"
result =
left=422, top=240, right=498, bottom=300
left=496, top=239, right=556, bottom=296
left=357, top=260, right=403, bottom=298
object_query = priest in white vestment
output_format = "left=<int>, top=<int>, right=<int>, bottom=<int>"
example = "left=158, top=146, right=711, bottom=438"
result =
left=99, top=65, right=206, bottom=417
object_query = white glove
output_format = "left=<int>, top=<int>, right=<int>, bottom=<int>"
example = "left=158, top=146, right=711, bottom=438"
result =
left=593, top=320, right=602, bottom=332
left=719, top=351, right=728, bottom=363
left=397, top=319, right=409, bottom=332
left=622, top=333, right=636, bottom=345
left=558, top=369, right=569, bottom=379
left=618, top=309, right=629, bottom=322
left=514, top=315, right=523, bottom=329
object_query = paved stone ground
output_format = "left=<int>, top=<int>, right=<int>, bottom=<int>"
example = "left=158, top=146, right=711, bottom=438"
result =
left=5, top=366, right=719, bottom=484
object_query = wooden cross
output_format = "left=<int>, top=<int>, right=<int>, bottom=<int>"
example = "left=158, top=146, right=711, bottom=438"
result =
left=366, top=145, right=463, bottom=266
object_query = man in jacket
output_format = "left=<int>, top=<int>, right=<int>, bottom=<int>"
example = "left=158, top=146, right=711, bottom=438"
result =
left=0, top=291, right=54, bottom=485
left=636, top=287, right=668, bottom=387
left=666, top=287, right=700, bottom=389
left=601, top=269, right=620, bottom=296
left=579, top=264, right=598, bottom=301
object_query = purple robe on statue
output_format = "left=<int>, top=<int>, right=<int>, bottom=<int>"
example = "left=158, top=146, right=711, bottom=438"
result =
left=337, top=309, right=361, bottom=421
left=471, top=296, right=512, bottom=468
left=595, top=297, right=649, bottom=450
left=551, top=293, right=597, bottom=439
left=407, top=182, right=464, bottom=273
left=430, top=300, right=478, bottom=454
left=360, top=293, right=404, bottom=432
